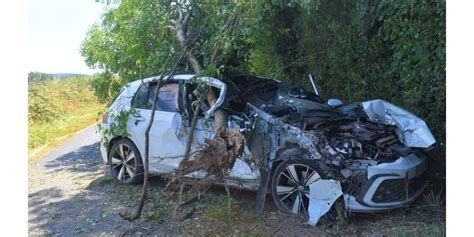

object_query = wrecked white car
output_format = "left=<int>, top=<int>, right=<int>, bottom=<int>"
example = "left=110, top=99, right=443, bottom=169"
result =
left=99, top=74, right=435, bottom=224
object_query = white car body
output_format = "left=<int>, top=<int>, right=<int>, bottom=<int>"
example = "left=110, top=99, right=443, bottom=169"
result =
left=100, top=74, right=260, bottom=189
left=100, top=74, right=432, bottom=214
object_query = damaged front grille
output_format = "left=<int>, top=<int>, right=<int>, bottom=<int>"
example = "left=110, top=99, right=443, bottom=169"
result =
left=372, top=174, right=427, bottom=203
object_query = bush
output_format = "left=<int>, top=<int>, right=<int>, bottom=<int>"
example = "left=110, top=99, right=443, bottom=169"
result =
left=248, top=0, right=445, bottom=158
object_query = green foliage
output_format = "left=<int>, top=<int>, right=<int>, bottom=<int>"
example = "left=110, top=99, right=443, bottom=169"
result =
left=81, top=0, right=252, bottom=104
left=28, top=78, right=104, bottom=150
left=90, top=73, right=125, bottom=103
left=97, top=108, right=138, bottom=149
left=81, top=0, right=180, bottom=87
left=28, top=78, right=97, bottom=123
left=82, top=0, right=445, bottom=159
left=247, top=0, right=445, bottom=157
left=28, top=87, right=64, bottom=123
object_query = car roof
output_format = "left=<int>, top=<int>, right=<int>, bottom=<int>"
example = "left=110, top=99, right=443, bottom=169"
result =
left=126, top=74, right=225, bottom=88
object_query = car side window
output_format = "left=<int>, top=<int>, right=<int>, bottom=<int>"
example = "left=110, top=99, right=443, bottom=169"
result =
left=133, top=83, right=149, bottom=109
left=132, top=82, right=180, bottom=112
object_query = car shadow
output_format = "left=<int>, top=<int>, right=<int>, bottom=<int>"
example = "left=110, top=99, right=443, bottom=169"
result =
left=42, top=142, right=102, bottom=174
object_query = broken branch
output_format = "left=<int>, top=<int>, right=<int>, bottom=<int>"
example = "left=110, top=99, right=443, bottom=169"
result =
left=120, top=47, right=188, bottom=221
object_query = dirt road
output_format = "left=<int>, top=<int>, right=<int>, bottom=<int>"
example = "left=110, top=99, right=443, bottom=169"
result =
left=28, top=126, right=158, bottom=236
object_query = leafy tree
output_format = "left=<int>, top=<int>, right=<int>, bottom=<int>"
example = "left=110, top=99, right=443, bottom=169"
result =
left=84, top=0, right=258, bottom=219
left=247, top=0, right=445, bottom=189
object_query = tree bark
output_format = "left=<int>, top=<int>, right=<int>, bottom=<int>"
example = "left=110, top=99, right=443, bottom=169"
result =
left=171, top=6, right=227, bottom=168
left=169, top=5, right=244, bottom=218
left=172, top=8, right=227, bottom=131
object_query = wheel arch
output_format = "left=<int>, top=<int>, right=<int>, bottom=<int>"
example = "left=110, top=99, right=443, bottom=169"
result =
left=107, top=136, right=141, bottom=164
left=270, top=142, right=330, bottom=180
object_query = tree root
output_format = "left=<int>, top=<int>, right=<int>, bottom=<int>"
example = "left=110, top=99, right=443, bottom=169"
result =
left=178, top=128, right=245, bottom=178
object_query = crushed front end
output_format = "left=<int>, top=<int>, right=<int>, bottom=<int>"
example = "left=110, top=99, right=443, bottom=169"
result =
left=342, top=153, right=427, bottom=212
left=226, top=75, right=435, bottom=220
left=245, top=102, right=430, bottom=213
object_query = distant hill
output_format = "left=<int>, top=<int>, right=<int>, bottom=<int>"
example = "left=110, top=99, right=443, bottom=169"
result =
left=51, top=73, right=90, bottom=79
left=29, top=72, right=91, bottom=82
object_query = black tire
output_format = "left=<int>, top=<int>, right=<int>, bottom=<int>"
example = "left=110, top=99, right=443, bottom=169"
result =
left=108, top=138, right=144, bottom=184
left=271, top=159, right=324, bottom=215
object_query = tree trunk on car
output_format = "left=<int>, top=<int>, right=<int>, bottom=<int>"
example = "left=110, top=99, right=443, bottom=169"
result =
left=172, top=9, right=228, bottom=132
left=169, top=6, right=244, bottom=183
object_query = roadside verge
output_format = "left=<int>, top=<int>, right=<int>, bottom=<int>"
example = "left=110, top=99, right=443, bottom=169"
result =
left=28, top=123, right=97, bottom=164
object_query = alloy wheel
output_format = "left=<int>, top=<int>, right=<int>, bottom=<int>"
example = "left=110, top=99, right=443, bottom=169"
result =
left=110, top=143, right=137, bottom=182
left=274, top=163, right=321, bottom=215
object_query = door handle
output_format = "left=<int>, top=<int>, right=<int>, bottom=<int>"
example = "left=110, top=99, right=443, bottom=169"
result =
left=134, top=116, right=146, bottom=125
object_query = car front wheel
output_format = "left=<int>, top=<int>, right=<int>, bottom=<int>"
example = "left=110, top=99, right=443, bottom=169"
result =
left=108, top=139, right=143, bottom=184
left=271, top=160, right=323, bottom=215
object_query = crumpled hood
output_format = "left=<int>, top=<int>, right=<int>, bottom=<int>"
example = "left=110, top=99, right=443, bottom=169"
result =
left=361, top=99, right=436, bottom=148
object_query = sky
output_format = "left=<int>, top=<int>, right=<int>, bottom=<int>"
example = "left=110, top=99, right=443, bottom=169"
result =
left=28, top=0, right=107, bottom=74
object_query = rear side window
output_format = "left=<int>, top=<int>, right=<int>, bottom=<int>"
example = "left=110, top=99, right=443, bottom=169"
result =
left=132, top=82, right=179, bottom=112
left=133, top=84, right=148, bottom=109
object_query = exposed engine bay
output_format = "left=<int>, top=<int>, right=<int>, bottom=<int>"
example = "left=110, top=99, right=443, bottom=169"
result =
left=222, top=75, right=434, bottom=224
left=225, top=75, right=433, bottom=168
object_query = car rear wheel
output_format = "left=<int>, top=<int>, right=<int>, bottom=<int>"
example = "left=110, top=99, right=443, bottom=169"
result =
left=271, top=160, right=323, bottom=215
left=108, top=139, right=143, bottom=184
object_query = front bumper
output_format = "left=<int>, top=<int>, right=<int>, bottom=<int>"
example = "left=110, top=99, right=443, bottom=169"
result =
left=345, top=153, right=428, bottom=212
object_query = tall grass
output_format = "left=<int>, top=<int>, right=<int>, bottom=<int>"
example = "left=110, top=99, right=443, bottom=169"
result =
left=28, top=78, right=104, bottom=153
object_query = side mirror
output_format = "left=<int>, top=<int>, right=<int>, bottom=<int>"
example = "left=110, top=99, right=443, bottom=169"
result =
left=327, top=98, right=343, bottom=107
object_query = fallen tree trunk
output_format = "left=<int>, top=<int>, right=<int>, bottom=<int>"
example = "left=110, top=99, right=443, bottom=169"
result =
left=167, top=5, right=245, bottom=219
left=170, top=7, right=245, bottom=176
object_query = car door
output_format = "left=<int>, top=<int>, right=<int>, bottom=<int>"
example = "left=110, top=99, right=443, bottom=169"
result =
left=129, top=81, right=185, bottom=173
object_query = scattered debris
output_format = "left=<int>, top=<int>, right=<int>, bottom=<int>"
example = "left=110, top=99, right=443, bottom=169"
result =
left=307, top=179, right=343, bottom=226
left=223, top=75, right=435, bottom=223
